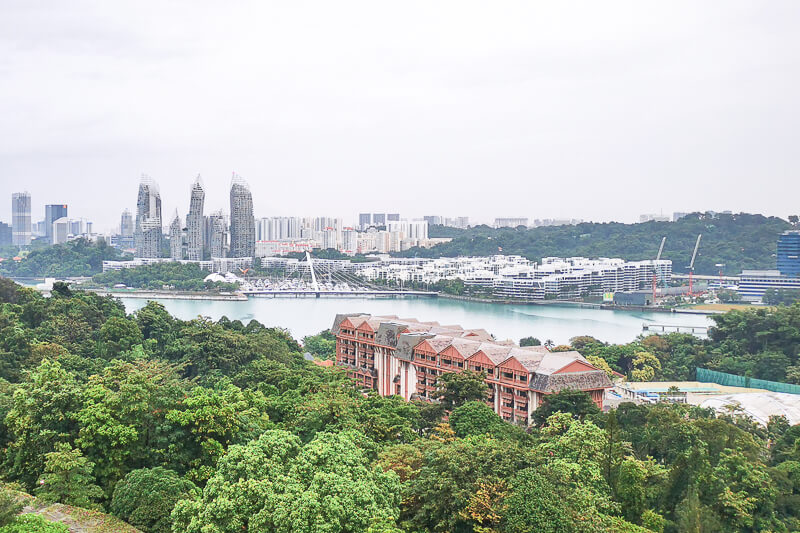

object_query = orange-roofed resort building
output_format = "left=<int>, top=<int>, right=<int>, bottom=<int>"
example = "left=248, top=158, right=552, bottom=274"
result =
left=332, top=313, right=612, bottom=425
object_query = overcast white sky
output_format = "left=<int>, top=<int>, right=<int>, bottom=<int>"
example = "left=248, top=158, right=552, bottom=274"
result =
left=1, top=1, right=798, bottom=232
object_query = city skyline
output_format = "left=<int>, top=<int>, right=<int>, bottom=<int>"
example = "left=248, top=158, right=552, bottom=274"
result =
left=3, top=174, right=793, bottom=236
left=2, top=2, right=799, bottom=228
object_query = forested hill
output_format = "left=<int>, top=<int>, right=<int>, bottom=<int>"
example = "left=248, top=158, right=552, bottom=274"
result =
left=400, top=213, right=792, bottom=275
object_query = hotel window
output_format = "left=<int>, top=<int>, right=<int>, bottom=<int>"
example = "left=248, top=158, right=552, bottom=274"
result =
left=503, top=371, right=514, bottom=379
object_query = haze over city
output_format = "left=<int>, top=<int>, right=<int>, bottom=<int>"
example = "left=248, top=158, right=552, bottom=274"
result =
left=2, top=1, right=799, bottom=230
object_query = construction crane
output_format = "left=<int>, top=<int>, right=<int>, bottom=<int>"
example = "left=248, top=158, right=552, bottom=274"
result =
left=688, top=234, right=702, bottom=296
left=652, top=236, right=666, bottom=302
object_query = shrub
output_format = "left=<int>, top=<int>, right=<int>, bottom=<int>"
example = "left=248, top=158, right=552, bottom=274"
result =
left=111, top=468, right=198, bottom=533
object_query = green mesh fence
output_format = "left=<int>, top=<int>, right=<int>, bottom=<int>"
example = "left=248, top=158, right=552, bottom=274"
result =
left=696, top=368, right=800, bottom=395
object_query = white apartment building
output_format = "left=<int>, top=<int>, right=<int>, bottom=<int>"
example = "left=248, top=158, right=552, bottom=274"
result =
left=354, top=256, right=671, bottom=299
left=494, top=217, right=529, bottom=228
left=102, top=256, right=252, bottom=274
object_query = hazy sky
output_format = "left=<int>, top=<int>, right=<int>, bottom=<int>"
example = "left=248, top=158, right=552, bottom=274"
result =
left=1, top=1, right=798, bottom=232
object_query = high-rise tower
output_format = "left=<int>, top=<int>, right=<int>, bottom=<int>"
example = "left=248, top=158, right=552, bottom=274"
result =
left=186, top=176, right=205, bottom=261
left=229, top=173, right=255, bottom=258
left=169, top=210, right=183, bottom=260
left=120, top=209, right=134, bottom=237
left=11, top=192, right=32, bottom=246
left=777, top=230, right=800, bottom=278
left=45, top=204, right=68, bottom=244
left=208, top=210, right=227, bottom=258
left=134, top=175, right=163, bottom=258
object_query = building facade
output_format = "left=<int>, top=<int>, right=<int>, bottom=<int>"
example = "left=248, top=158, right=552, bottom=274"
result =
left=777, top=231, right=800, bottom=278
left=11, top=192, right=32, bottom=246
left=0, top=222, right=11, bottom=246
left=332, top=314, right=611, bottom=424
left=52, top=217, right=70, bottom=245
left=134, top=176, right=162, bottom=258
left=207, top=211, right=228, bottom=258
left=45, top=204, right=68, bottom=244
left=186, top=176, right=205, bottom=261
left=120, top=209, right=134, bottom=237
left=739, top=270, right=800, bottom=302
left=494, top=217, right=528, bottom=228
left=229, top=175, right=255, bottom=258
left=169, top=212, right=183, bottom=260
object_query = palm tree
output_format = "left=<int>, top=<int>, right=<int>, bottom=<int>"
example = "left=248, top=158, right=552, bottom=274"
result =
left=544, top=339, right=554, bottom=349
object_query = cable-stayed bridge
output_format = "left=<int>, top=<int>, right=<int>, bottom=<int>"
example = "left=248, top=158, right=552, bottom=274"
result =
left=239, top=253, right=436, bottom=298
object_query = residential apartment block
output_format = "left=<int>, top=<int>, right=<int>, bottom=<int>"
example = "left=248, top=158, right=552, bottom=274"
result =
left=332, top=314, right=611, bottom=424
left=355, top=255, right=672, bottom=300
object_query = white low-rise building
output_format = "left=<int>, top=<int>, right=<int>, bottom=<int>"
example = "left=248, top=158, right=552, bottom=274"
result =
left=353, top=255, right=671, bottom=299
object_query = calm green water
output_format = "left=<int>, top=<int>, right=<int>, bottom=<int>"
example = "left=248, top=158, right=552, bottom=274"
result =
left=119, top=296, right=713, bottom=345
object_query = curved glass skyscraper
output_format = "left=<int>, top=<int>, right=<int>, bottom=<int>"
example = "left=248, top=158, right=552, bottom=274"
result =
left=186, top=176, right=205, bottom=260
left=229, top=174, right=255, bottom=258
left=134, top=175, right=162, bottom=258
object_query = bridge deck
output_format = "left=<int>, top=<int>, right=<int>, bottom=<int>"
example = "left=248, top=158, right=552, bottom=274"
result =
left=643, top=323, right=709, bottom=333
left=243, top=290, right=437, bottom=297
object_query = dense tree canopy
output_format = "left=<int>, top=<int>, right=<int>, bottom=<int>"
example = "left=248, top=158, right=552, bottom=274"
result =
left=0, top=277, right=798, bottom=532
left=93, top=262, right=238, bottom=291
left=401, top=212, right=790, bottom=275
left=0, top=239, right=129, bottom=278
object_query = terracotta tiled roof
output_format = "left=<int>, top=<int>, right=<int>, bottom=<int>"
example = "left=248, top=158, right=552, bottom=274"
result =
left=447, top=337, right=483, bottom=358
left=333, top=314, right=611, bottom=393
left=425, top=336, right=456, bottom=353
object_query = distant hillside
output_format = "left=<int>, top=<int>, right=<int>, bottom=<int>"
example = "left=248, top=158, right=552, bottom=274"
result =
left=397, top=212, right=792, bottom=275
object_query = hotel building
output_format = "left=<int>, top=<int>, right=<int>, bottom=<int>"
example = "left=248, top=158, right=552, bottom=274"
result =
left=332, top=314, right=612, bottom=424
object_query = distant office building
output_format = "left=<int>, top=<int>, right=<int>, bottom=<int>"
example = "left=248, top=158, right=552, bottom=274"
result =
left=229, top=174, right=255, bottom=258
left=444, top=216, right=469, bottom=228
left=313, top=216, right=342, bottom=232
left=11, top=192, right=32, bottom=246
left=44, top=204, right=68, bottom=244
left=186, top=176, right=205, bottom=261
left=639, top=214, right=670, bottom=223
left=208, top=211, right=228, bottom=258
left=120, top=209, right=134, bottom=237
left=0, top=222, right=11, bottom=246
left=388, top=219, right=429, bottom=241
left=739, top=270, right=800, bottom=303
left=358, top=213, right=372, bottom=230
left=135, top=175, right=163, bottom=258
left=777, top=231, right=800, bottom=277
left=387, top=213, right=400, bottom=222
left=169, top=212, right=183, bottom=260
left=494, top=217, right=528, bottom=228
left=32, top=220, right=47, bottom=238
left=424, top=215, right=444, bottom=226
left=257, top=217, right=304, bottom=241
left=321, top=228, right=338, bottom=250
left=341, top=229, right=358, bottom=255
left=69, top=219, right=92, bottom=237
left=532, top=218, right=582, bottom=228
left=52, top=217, right=70, bottom=245
left=373, top=213, right=386, bottom=226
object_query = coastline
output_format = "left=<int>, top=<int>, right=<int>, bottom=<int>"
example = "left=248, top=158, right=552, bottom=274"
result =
left=86, top=289, right=248, bottom=301
left=18, top=278, right=720, bottom=316
left=436, top=293, right=718, bottom=315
